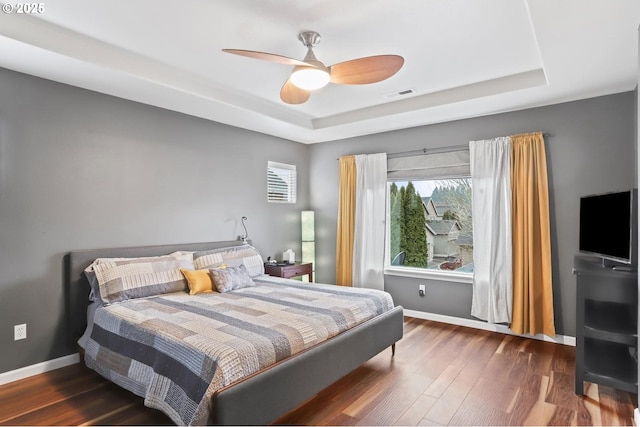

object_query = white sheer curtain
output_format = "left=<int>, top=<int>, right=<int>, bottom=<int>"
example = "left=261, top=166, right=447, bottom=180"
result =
left=352, top=153, right=387, bottom=290
left=470, top=138, right=513, bottom=323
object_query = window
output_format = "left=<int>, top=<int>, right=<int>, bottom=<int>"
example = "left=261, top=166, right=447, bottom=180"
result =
left=386, top=149, right=473, bottom=277
left=388, top=179, right=473, bottom=273
left=267, top=161, right=296, bottom=203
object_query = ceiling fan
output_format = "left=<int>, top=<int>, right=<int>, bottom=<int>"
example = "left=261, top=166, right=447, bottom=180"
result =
left=222, top=31, right=404, bottom=105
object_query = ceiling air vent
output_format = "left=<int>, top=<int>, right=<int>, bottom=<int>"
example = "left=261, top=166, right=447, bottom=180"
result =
left=383, top=88, right=417, bottom=99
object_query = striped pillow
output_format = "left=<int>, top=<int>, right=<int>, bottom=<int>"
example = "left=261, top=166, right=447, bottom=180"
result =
left=193, top=244, right=264, bottom=277
left=90, top=252, right=194, bottom=305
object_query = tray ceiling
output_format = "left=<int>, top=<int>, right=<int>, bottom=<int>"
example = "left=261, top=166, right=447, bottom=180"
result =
left=0, top=0, right=637, bottom=143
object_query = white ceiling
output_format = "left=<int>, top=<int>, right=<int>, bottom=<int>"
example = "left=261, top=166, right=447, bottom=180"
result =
left=0, top=0, right=638, bottom=143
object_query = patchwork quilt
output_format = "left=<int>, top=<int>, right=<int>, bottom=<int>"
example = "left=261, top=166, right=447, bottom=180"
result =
left=80, top=276, right=395, bottom=425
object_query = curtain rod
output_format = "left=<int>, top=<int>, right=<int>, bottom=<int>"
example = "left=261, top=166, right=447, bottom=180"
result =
left=385, top=133, right=552, bottom=160
left=337, top=133, right=551, bottom=160
left=387, top=144, right=469, bottom=159
left=338, top=133, right=550, bottom=160
left=337, top=145, right=467, bottom=161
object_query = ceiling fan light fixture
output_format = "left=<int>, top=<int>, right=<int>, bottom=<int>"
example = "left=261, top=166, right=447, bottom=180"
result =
left=290, top=66, right=330, bottom=91
left=222, top=30, right=404, bottom=104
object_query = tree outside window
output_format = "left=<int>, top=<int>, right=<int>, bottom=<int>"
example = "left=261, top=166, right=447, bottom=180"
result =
left=389, top=178, right=473, bottom=273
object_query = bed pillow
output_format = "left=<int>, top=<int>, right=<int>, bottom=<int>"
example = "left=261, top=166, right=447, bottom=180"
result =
left=209, top=264, right=255, bottom=293
left=193, top=244, right=264, bottom=277
left=181, top=264, right=227, bottom=295
left=85, top=256, right=138, bottom=303
left=89, top=252, right=194, bottom=305
left=84, top=270, right=102, bottom=303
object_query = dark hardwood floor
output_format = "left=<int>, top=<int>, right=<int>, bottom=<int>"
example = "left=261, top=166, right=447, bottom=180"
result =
left=0, top=317, right=636, bottom=426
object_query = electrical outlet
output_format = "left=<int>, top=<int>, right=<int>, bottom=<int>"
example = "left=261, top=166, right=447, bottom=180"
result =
left=14, top=324, right=27, bottom=341
left=418, top=284, right=426, bottom=297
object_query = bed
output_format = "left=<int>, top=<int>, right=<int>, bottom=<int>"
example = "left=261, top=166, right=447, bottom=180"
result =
left=67, top=240, right=404, bottom=425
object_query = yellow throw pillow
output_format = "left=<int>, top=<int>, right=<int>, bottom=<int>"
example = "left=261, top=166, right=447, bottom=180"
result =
left=181, top=265, right=228, bottom=295
left=181, top=268, right=215, bottom=295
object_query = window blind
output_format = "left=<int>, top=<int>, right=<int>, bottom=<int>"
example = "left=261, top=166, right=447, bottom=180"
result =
left=387, top=149, right=470, bottom=180
left=267, top=161, right=296, bottom=203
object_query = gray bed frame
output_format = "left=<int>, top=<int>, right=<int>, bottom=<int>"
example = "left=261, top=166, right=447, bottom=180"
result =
left=67, top=240, right=404, bottom=425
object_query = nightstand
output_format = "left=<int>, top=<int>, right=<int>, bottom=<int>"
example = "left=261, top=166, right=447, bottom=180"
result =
left=264, top=262, right=313, bottom=282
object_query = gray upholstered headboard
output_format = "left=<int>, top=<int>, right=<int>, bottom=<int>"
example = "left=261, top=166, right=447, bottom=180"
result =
left=66, top=240, right=245, bottom=346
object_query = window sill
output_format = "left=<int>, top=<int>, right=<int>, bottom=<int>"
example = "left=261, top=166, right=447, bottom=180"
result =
left=384, top=266, right=473, bottom=284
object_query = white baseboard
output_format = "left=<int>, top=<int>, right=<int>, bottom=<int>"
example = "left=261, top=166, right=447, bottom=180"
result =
left=0, top=353, right=80, bottom=386
left=403, top=309, right=576, bottom=346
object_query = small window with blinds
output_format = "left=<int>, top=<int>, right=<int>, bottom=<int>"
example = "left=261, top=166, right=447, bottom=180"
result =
left=267, top=161, right=296, bottom=203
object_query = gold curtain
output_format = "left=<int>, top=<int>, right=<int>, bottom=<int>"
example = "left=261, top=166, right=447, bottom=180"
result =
left=510, top=132, right=556, bottom=336
left=336, top=155, right=356, bottom=286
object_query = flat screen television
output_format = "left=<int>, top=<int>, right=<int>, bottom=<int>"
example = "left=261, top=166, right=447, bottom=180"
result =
left=579, top=189, right=638, bottom=267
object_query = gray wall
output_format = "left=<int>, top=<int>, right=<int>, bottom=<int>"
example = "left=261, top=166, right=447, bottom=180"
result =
left=309, top=91, right=637, bottom=337
left=0, top=67, right=310, bottom=374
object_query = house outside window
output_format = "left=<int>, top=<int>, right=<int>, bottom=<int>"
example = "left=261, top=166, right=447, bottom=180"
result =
left=385, top=149, right=473, bottom=281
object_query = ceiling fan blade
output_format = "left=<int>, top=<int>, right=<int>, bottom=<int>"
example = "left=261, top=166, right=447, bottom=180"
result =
left=280, top=78, right=310, bottom=104
left=222, top=49, right=313, bottom=67
left=329, top=55, right=404, bottom=85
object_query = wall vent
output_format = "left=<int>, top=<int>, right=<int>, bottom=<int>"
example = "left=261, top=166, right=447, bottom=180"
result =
left=382, top=88, right=417, bottom=99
